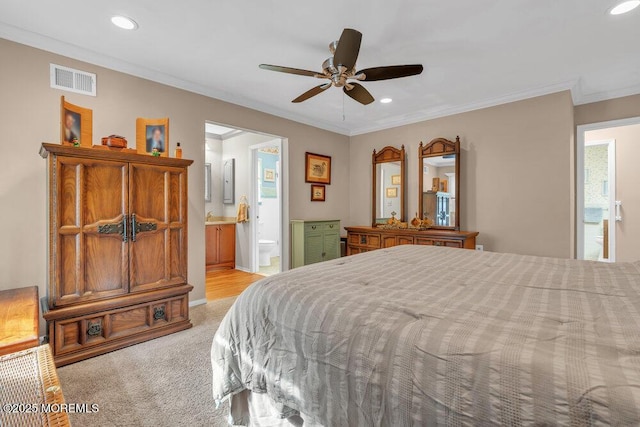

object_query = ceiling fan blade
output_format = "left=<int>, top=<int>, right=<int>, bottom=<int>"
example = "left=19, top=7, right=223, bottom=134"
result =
left=292, top=84, right=331, bottom=103
left=333, top=29, right=362, bottom=71
left=343, top=82, right=374, bottom=105
left=356, top=64, right=424, bottom=81
left=259, top=64, right=321, bottom=77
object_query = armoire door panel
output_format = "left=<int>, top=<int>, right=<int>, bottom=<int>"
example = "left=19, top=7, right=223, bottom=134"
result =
left=83, top=162, right=127, bottom=224
left=84, top=232, right=128, bottom=295
left=59, top=163, right=80, bottom=227
left=129, top=164, right=187, bottom=292
left=59, top=234, right=80, bottom=300
left=129, top=165, right=167, bottom=220
left=53, top=157, right=129, bottom=307
left=169, top=229, right=186, bottom=279
left=168, top=172, right=184, bottom=223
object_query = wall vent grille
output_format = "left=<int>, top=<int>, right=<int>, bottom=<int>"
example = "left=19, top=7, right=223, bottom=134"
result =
left=50, top=64, right=96, bottom=96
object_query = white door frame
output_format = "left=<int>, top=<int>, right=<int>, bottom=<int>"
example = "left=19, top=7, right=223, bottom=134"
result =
left=248, top=138, right=288, bottom=273
left=576, top=116, right=640, bottom=261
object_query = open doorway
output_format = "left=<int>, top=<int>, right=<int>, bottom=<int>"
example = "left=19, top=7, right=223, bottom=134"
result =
left=250, top=140, right=283, bottom=276
left=577, top=117, right=640, bottom=262
left=204, top=122, right=288, bottom=300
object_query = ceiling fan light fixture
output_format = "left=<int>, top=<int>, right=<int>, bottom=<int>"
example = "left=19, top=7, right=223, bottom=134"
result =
left=111, top=15, right=138, bottom=30
left=380, top=98, right=393, bottom=104
left=610, top=0, right=640, bottom=15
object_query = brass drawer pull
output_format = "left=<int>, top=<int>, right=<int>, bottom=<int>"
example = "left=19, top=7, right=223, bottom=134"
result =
left=87, top=320, right=102, bottom=337
left=153, top=306, right=166, bottom=321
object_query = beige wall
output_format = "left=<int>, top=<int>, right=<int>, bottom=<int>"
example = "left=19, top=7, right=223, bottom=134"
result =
left=350, top=91, right=576, bottom=258
left=585, top=124, right=640, bottom=262
left=0, top=39, right=350, bottom=311
left=575, top=94, right=640, bottom=126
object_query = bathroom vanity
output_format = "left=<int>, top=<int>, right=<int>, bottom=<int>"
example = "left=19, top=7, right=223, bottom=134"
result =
left=206, top=222, right=236, bottom=270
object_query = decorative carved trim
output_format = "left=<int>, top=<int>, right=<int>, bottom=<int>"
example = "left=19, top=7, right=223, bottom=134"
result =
left=372, top=145, right=405, bottom=163
left=419, top=136, right=459, bottom=156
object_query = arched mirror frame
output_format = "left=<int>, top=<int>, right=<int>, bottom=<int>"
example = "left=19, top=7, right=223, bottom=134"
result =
left=372, top=145, right=406, bottom=227
left=418, top=136, right=460, bottom=230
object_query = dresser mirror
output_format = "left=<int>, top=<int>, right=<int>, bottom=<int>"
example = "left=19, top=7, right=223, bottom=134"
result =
left=372, top=145, right=406, bottom=226
left=418, top=136, right=460, bottom=230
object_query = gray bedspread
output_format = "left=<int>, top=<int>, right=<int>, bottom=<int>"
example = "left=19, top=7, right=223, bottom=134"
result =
left=211, top=245, right=640, bottom=425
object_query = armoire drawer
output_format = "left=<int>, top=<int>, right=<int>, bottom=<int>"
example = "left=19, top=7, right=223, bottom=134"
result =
left=52, top=294, right=189, bottom=357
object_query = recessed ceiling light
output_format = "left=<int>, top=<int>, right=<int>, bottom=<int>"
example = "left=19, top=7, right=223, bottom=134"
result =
left=380, top=98, right=393, bottom=104
left=610, top=0, right=640, bottom=15
left=111, top=15, right=138, bottom=30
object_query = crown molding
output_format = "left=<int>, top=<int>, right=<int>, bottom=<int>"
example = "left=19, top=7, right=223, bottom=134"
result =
left=572, top=82, right=640, bottom=106
left=348, top=79, right=580, bottom=136
left=2, top=22, right=638, bottom=139
left=0, top=22, right=353, bottom=136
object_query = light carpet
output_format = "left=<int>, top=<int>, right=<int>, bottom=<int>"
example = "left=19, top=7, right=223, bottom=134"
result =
left=57, top=297, right=236, bottom=427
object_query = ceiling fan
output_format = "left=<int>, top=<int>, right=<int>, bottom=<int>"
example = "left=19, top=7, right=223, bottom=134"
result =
left=259, top=28, right=423, bottom=105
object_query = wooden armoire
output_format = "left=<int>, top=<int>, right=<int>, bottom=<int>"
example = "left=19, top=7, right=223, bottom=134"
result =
left=40, top=143, right=193, bottom=366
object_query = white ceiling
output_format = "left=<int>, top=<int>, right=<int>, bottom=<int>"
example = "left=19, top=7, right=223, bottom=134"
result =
left=1, top=0, right=639, bottom=136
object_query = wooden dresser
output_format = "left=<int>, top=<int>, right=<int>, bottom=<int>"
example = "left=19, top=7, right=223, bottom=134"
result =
left=345, top=226, right=478, bottom=255
left=291, top=220, right=341, bottom=268
left=0, top=286, right=39, bottom=356
left=40, top=143, right=193, bottom=366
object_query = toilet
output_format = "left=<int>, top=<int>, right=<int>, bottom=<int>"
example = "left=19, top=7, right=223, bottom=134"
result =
left=259, top=240, right=276, bottom=266
left=595, top=235, right=604, bottom=261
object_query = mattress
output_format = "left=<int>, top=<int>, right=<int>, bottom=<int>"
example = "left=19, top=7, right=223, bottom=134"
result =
left=211, top=245, right=640, bottom=425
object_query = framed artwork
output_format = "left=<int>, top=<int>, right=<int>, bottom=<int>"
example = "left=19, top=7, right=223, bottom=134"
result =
left=305, top=152, right=331, bottom=184
left=136, top=117, right=169, bottom=157
left=60, top=96, right=93, bottom=147
left=311, top=184, right=326, bottom=201
left=264, top=168, right=275, bottom=182
left=432, top=177, right=440, bottom=192
left=386, top=187, right=398, bottom=198
left=391, top=175, right=401, bottom=185
left=204, top=163, right=212, bottom=202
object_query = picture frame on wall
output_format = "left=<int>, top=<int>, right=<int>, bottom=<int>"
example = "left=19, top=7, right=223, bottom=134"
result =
left=311, top=184, right=326, bottom=201
left=386, top=187, right=398, bottom=198
left=60, top=96, right=93, bottom=147
left=305, top=152, right=331, bottom=184
left=136, top=117, right=169, bottom=157
left=391, top=175, right=401, bottom=185
left=264, top=168, right=275, bottom=182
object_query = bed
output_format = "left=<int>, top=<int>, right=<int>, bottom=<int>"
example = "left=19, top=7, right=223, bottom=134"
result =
left=211, top=245, right=640, bottom=425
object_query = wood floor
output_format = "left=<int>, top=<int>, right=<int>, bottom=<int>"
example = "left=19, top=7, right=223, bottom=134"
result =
left=206, top=269, right=264, bottom=301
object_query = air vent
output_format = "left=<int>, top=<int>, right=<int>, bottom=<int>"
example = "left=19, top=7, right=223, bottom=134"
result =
left=50, top=64, right=96, bottom=96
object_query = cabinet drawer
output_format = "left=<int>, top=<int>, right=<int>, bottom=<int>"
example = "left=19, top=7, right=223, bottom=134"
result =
left=52, top=294, right=188, bottom=356
left=415, top=238, right=463, bottom=248
left=304, top=223, right=323, bottom=233
left=323, top=222, right=340, bottom=232
left=348, top=233, right=381, bottom=249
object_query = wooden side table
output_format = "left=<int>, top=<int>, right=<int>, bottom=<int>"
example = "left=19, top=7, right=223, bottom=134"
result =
left=0, top=286, right=39, bottom=356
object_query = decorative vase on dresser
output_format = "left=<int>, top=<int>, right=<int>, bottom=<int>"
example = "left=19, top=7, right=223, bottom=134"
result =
left=40, top=143, right=193, bottom=366
left=290, top=220, right=341, bottom=268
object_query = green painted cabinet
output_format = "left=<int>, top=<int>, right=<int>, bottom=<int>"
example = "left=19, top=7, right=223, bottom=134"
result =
left=291, top=220, right=341, bottom=268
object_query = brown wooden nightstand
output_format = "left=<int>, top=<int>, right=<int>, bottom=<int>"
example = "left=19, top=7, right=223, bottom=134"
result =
left=0, top=286, right=39, bottom=356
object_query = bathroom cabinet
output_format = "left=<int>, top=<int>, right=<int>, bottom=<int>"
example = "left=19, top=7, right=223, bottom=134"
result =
left=291, top=220, right=341, bottom=268
left=206, top=223, right=236, bottom=270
